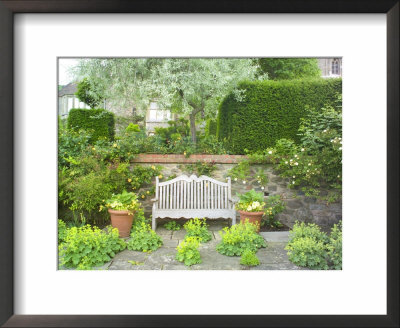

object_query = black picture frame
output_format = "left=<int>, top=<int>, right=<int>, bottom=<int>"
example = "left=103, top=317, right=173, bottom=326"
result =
left=0, top=1, right=398, bottom=327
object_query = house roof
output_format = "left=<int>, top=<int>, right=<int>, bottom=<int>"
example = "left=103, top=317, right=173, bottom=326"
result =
left=59, top=82, right=77, bottom=96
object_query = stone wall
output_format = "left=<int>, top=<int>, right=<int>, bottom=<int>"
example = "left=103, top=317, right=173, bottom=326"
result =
left=132, top=156, right=342, bottom=230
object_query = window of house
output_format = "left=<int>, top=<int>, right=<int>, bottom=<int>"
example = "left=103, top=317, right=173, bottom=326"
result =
left=148, top=101, right=171, bottom=122
left=332, top=59, right=340, bottom=75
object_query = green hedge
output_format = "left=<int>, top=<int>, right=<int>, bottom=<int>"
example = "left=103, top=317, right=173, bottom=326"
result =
left=205, top=119, right=217, bottom=136
left=217, top=78, right=342, bottom=154
left=67, top=108, right=115, bottom=143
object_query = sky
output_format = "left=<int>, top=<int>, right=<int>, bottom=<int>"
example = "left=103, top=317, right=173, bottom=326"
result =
left=58, top=58, right=80, bottom=85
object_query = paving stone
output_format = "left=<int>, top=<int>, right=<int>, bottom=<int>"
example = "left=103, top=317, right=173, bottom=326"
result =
left=249, top=263, right=305, bottom=270
left=131, top=263, right=163, bottom=270
left=156, top=229, right=173, bottom=237
left=260, top=231, right=290, bottom=243
left=112, top=250, right=148, bottom=263
left=162, top=239, right=179, bottom=248
left=109, top=260, right=137, bottom=270
left=171, top=230, right=187, bottom=240
left=162, top=264, right=191, bottom=270
left=145, top=247, right=177, bottom=266
left=213, top=231, right=222, bottom=241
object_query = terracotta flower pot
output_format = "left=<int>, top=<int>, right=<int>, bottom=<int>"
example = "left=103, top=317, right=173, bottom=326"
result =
left=108, top=209, right=134, bottom=238
left=238, top=210, right=264, bottom=232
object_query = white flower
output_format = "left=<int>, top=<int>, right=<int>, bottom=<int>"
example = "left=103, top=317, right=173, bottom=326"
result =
left=337, top=175, right=341, bottom=178
left=301, top=148, right=305, bottom=152
left=243, top=180, right=246, bottom=184
left=285, top=161, right=288, bottom=164
left=339, top=147, right=342, bottom=150
left=308, top=163, right=311, bottom=166
left=330, top=140, right=334, bottom=142
left=268, top=151, right=272, bottom=154
left=293, top=176, right=296, bottom=178
left=292, top=181, right=295, bottom=184
left=234, top=178, right=237, bottom=181
left=261, top=186, right=264, bottom=190
left=247, top=206, right=253, bottom=212
left=323, top=129, right=327, bottom=133
left=295, top=154, right=298, bottom=158
left=294, top=162, right=298, bottom=166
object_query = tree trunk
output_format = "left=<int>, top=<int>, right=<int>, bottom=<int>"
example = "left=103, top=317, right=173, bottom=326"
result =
left=189, top=111, right=197, bottom=144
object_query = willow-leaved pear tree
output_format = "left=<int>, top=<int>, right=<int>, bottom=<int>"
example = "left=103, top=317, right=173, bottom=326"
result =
left=72, top=58, right=262, bottom=144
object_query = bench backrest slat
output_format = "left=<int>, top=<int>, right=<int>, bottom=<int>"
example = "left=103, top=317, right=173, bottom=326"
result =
left=156, top=175, right=231, bottom=210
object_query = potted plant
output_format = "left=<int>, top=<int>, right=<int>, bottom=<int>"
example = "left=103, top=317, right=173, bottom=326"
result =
left=102, top=191, right=140, bottom=237
left=235, top=189, right=265, bottom=232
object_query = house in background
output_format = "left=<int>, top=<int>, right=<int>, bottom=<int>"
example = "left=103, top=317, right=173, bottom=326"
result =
left=317, top=58, right=342, bottom=78
left=145, top=101, right=176, bottom=135
left=58, top=83, right=174, bottom=134
left=58, top=83, right=92, bottom=117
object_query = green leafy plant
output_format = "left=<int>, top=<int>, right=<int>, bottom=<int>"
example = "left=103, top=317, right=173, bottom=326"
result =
left=263, top=195, right=286, bottom=227
left=285, top=221, right=342, bottom=270
left=181, top=161, right=217, bottom=177
left=59, top=225, right=126, bottom=270
left=183, top=218, right=212, bottom=243
left=67, top=108, right=115, bottom=143
left=240, top=249, right=260, bottom=266
left=285, top=236, right=329, bottom=270
left=216, top=220, right=267, bottom=256
left=58, top=219, right=68, bottom=244
left=176, top=237, right=202, bottom=266
left=235, top=189, right=265, bottom=212
left=227, top=160, right=250, bottom=182
left=126, top=222, right=163, bottom=252
left=101, top=190, right=140, bottom=213
left=164, top=221, right=181, bottom=231
left=125, top=123, right=140, bottom=133
left=326, top=222, right=342, bottom=269
left=75, top=78, right=105, bottom=108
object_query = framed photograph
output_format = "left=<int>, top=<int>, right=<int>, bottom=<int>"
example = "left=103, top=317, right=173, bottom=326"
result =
left=1, top=1, right=398, bottom=327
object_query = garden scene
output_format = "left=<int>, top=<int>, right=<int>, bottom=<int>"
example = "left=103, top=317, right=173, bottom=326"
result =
left=58, top=58, right=342, bottom=270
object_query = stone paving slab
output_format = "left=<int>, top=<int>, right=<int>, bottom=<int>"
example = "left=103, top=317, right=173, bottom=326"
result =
left=259, top=231, right=290, bottom=242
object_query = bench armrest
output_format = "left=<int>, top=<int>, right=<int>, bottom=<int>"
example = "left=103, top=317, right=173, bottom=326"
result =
left=229, top=195, right=239, bottom=203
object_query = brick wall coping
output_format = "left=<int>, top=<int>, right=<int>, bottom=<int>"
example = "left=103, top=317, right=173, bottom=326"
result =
left=132, top=153, right=247, bottom=164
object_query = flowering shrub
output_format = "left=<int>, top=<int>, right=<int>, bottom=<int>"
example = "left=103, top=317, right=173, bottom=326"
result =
left=227, top=160, right=250, bottom=182
left=59, top=225, right=126, bottom=270
left=176, top=237, right=202, bottom=266
left=126, top=222, right=163, bottom=252
left=235, top=190, right=265, bottom=212
left=240, top=249, right=260, bottom=266
left=183, top=218, right=212, bottom=243
left=285, top=221, right=342, bottom=270
left=263, top=195, right=286, bottom=227
left=180, top=161, right=217, bottom=177
left=102, top=190, right=140, bottom=213
left=216, top=220, right=267, bottom=256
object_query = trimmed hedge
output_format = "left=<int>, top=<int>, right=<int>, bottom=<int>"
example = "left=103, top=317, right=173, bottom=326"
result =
left=67, top=108, right=115, bottom=143
left=217, top=78, right=342, bottom=154
left=205, top=119, right=217, bottom=136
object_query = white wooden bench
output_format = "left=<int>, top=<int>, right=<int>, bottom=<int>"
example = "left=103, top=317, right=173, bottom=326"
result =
left=151, top=174, right=237, bottom=230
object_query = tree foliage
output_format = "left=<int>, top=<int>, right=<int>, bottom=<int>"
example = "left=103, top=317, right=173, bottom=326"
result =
left=75, top=78, right=105, bottom=108
left=257, top=58, right=321, bottom=80
left=72, top=58, right=261, bottom=143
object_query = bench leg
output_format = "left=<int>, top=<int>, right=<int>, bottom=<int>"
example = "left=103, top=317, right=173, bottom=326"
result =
left=151, top=206, right=157, bottom=231
left=232, top=215, right=236, bottom=226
